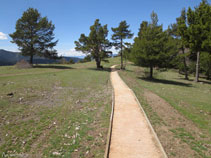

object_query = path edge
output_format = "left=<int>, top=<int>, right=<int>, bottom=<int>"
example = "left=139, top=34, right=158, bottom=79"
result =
left=104, top=71, right=115, bottom=158
left=129, top=86, right=168, bottom=158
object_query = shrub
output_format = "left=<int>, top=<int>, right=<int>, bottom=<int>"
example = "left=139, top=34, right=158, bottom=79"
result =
left=15, top=60, right=32, bottom=69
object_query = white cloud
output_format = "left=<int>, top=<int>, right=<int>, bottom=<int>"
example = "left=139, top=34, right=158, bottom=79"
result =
left=58, top=47, right=118, bottom=57
left=0, top=32, right=8, bottom=40
left=109, top=46, right=118, bottom=55
left=58, top=48, right=85, bottom=57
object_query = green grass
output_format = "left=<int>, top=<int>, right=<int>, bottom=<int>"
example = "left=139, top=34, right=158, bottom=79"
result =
left=2, top=56, right=210, bottom=157
left=0, top=60, right=113, bottom=157
left=119, top=64, right=211, bottom=134
left=170, top=128, right=208, bottom=157
left=118, top=63, right=211, bottom=158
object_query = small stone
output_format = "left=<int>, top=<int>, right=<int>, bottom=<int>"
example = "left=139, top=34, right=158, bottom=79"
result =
left=75, top=132, right=80, bottom=138
left=64, top=143, right=71, bottom=146
left=72, top=139, right=76, bottom=144
left=75, top=126, right=80, bottom=130
left=19, top=97, right=24, bottom=102
left=75, top=100, right=80, bottom=104
left=64, top=134, right=71, bottom=139
left=52, top=152, right=61, bottom=156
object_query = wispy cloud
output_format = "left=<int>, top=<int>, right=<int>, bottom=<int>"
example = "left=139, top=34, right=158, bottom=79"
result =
left=0, top=32, right=8, bottom=40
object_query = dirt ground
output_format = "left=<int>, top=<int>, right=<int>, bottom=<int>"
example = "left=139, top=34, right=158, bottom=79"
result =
left=143, top=89, right=211, bottom=157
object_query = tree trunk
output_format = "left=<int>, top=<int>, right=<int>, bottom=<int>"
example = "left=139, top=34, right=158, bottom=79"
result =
left=207, top=72, right=210, bottom=80
left=195, top=51, right=200, bottom=82
left=120, top=38, right=123, bottom=69
left=124, top=51, right=127, bottom=69
left=30, top=55, right=33, bottom=65
left=182, top=47, right=188, bottom=80
left=95, top=57, right=101, bottom=69
left=206, top=68, right=210, bottom=80
left=150, top=66, right=153, bottom=79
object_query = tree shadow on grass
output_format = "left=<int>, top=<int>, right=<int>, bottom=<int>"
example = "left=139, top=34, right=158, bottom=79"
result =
left=138, top=77, right=192, bottom=87
left=88, top=67, right=111, bottom=72
left=175, top=77, right=211, bottom=85
left=123, top=69, right=133, bottom=72
left=34, top=65, right=73, bottom=69
left=198, top=80, right=211, bottom=85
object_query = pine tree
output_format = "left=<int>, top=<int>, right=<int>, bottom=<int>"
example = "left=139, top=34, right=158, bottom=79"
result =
left=176, top=8, right=189, bottom=80
left=187, top=0, right=211, bottom=82
left=10, top=8, right=58, bottom=64
left=201, top=52, right=211, bottom=80
left=75, top=19, right=111, bottom=69
left=111, top=21, right=133, bottom=69
left=132, top=11, right=167, bottom=78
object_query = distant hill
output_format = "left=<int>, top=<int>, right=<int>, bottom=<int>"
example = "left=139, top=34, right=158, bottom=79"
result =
left=0, top=49, right=82, bottom=66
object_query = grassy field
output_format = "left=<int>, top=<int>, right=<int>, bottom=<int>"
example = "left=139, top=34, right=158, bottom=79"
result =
left=0, top=59, right=117, bottom=157
left=1, top=56, right=210, bottom=158
left=118, top=64, right=211, bottom=158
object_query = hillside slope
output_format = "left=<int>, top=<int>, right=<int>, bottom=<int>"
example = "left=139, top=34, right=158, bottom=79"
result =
left=0, top=49, right=81, bottom=65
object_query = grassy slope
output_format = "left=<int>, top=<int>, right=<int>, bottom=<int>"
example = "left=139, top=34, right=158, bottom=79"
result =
left=2, top=56, right=210, bottom=157
left=0, top=60, right=116, bottom=157
left=118, top=63, right=211, bottom=158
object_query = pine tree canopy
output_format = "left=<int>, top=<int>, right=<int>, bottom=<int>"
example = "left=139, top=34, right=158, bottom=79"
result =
left=187, top=0, right=211, bottom=52
left=10, top=8, right=58, bottom=64
left=131, top=11, right=171, bottom=78
left=75, top=19, right=111, bottom=68
left=111, top=20, right=133, bottom=69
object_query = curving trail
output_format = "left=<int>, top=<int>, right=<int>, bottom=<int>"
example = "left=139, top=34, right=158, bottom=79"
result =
left=108, top=65, right=167, bottom=158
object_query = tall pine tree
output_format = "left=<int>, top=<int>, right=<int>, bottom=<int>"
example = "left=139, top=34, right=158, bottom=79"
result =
left=187, top=0, right=211, bottom=82
left=75, top=19, right=111, bottom=68
left=176, top=8, right=189, bottom=80
left=132, top=11, right=167, bottom=78
left=111, top=21, right=133, bottom=69
left=10, top=8, right=58, bottom=64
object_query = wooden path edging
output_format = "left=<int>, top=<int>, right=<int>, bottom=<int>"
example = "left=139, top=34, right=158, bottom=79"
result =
left=129, top=89, right=168, bottom=158
left=104, top=73, right=115, bottom=158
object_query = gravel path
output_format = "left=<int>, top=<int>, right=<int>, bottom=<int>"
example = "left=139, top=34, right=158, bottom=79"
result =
left=108, top=66, right=167, bottom=158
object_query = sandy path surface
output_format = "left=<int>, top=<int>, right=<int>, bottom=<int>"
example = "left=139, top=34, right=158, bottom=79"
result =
left=108, top=66, right=167, bottom=158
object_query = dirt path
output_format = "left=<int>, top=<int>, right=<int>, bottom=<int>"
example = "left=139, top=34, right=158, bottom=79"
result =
left=108, top=66, right=167, bottom=158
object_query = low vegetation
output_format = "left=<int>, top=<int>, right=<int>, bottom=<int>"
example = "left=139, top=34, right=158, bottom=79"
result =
left=0, top=61, right=113, bottom=157
left=118, top=63, right=211, bottom=158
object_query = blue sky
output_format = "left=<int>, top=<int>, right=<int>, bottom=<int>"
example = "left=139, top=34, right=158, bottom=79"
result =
left=0, top=0, right=206, bottom=56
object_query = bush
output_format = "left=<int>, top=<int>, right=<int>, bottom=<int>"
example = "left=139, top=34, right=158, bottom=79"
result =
left=59, top=58, right=67, bottom=64
left=15, top=60, right=32, bottom=69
